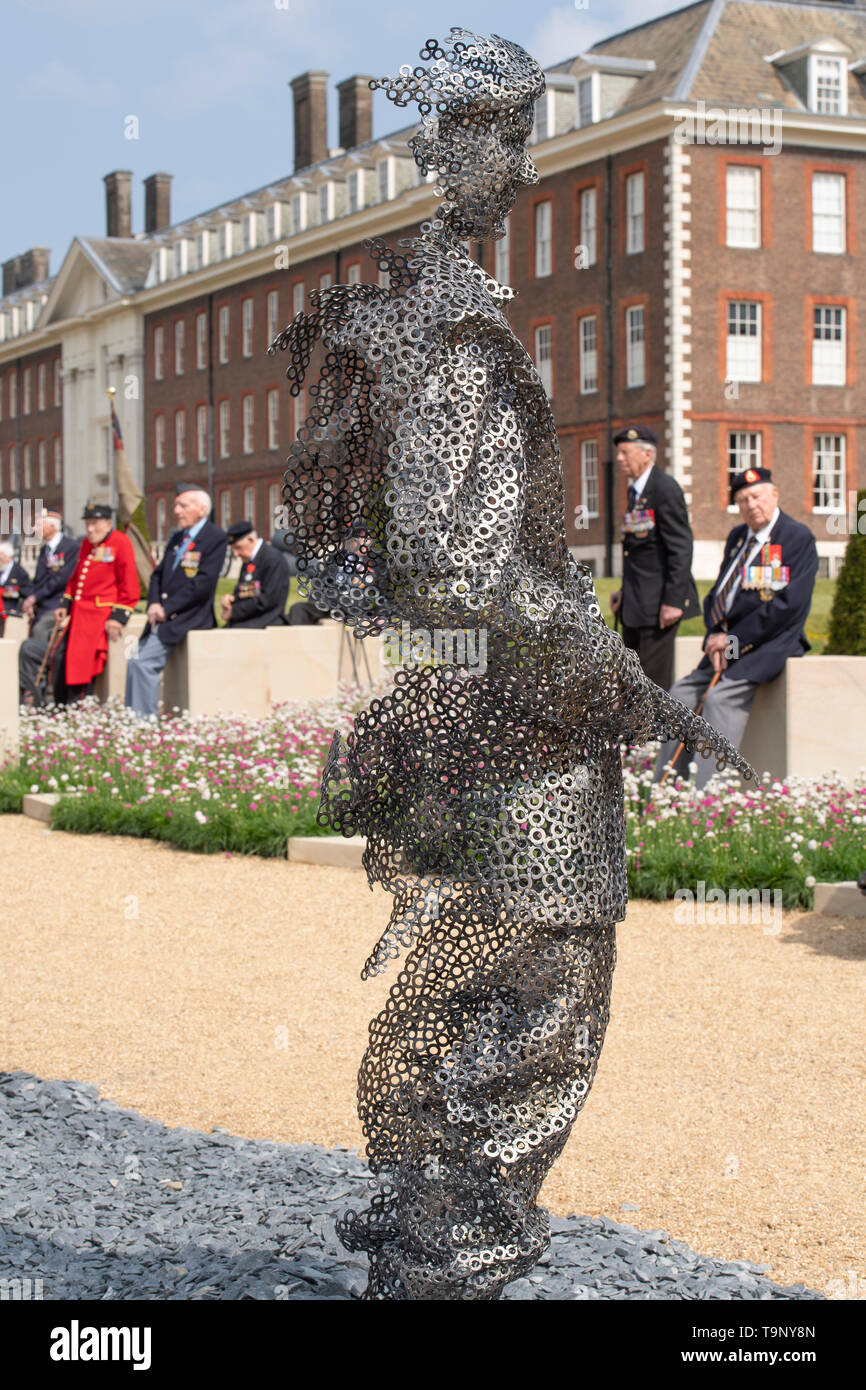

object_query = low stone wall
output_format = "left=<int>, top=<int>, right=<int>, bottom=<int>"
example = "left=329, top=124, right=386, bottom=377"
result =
left=671, top=637, right=866, bottom=780
left=0, top=640, right=19, bottom=758
left=162, top=621, right=384, bottom=716
left=94, top=614, right=149, bottom=703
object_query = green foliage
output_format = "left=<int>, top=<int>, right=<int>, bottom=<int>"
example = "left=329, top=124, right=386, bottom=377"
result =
left=825, top=492, right=866, bottom=654
left=48, top=790, right=327, bottom=857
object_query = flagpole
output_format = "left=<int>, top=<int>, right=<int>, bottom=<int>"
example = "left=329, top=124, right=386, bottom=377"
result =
left=106, top=386, right=117, bottom=517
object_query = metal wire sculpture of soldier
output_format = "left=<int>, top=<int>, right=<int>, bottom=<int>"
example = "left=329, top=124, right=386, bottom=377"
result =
left=269, top=28, right=756, bottom=1300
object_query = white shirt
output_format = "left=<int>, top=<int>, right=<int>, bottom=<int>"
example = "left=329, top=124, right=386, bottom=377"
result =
left=628, top=462, right=654, bottom=502
left=0, top=561, right=12, bottom=585
left=718, top=505, right=780, bottom=613
left=45, top=529, right=63, bottom=553
left=251, top=538, right=263, bottom=560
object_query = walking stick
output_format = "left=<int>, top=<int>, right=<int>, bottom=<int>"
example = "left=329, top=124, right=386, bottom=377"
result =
left=34, top=611, right=68, bottom=696
left=656, top=667, right=723, bottom=790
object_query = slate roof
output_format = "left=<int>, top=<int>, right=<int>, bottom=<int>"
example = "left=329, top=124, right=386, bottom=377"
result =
left=551, top=0, right=866, bottom=116
left=688, top=1, right=866, bottom=113
left=77, top=237, right=154, bottom=294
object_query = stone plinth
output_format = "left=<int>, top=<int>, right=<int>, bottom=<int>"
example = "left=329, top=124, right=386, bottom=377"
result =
left=0, top=639, right=19, bottom=761
left=287, top=834, right=366, bottom=868
left=813, top=882, right=866, bottom=918
left=267, top=622, right=381, bottom=703
left=740, top=657, right=866, bottom=781
left=673, top=635, right=704, bottom=682
left=22, top=792, right=60, bottom=822
left=94, top=613, right=148, bottom=703
left=162, top=628, right=271, bottom=717
left=1, top=616, right=29, bottom=647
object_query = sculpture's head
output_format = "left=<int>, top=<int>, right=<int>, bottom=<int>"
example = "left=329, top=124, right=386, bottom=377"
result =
left=371, top=29, right=544, bottom=241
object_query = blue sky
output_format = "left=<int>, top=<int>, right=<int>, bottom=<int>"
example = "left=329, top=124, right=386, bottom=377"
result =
left=3, top=0, right=677, bottom=272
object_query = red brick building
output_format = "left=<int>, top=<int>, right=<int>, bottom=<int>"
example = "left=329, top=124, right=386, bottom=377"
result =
left=3, top=0, right=866, bottom=579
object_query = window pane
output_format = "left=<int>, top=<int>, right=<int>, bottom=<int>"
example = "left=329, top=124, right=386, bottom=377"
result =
left=534, top=201, right=552, bottom=277
left=578, top=76, right=593, bottom=127
left=534, top=325, right=553, bottom=396
left=625, top=173, right=645, bottom=254
left=581, top=439, right=599, bottom=516
left=813, top=434, right=845, bottom=509
left=495, top=216, right=510, bottom=283
left=727, top=431, right=761, bottom=496
left=814, top=57, right=844, bottom=115
left=626, top=306, right=645, bottom=387
left=579, top=315, right=598, bottom=394
left=726, top=166, right=760, bottom=248
left=580, top=187, right=596, bottom=266
left=812, top=173, right=845, bottom=253
left=726, top=301, right=761, bottom=382
left=812, top=306, right=846, bottom=385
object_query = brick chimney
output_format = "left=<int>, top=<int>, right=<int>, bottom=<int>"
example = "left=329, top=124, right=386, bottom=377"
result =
left=337, top=75, right=374, bottom=151
left=2, top=248, right=51, bottom=295
left=291, top=71, right=329, bottom=171
left=104, top=170, right=133, bottom=238
left=144, top=172, right=173, bottom=233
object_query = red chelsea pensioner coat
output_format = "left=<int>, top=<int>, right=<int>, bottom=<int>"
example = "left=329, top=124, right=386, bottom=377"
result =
left=62, top=529, right=139, bottom=684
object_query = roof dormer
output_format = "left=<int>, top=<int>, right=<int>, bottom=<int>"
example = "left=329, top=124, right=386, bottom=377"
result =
left=767, top=37, right=852, bottom=116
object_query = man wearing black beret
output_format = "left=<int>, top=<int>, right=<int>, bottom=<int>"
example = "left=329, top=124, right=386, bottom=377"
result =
left=125, top=483, right=227, bottom=717
left=655, top=468, right=818, bottom=788
left=609, top=424, right=699, bottom=690
left=221, top=521, right=290, bottom=628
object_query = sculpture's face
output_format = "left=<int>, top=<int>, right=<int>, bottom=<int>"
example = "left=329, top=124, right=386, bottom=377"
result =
left=417, top=100, right=538, bottom=240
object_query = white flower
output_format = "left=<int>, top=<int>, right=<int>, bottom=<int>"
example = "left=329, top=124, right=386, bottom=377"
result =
left=30, top=784, right=38, bottom=793
left=807, top=839, right=818, bottom=851
left=805, top=875, right=816, bottom=888
left=194, top=810, right=208, bottom=824
left=792, top=851, right=803, bottom=864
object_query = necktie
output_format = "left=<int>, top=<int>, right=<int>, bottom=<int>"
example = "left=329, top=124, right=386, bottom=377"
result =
left=171, top=530, right=191, bottom=571
left=709, top=532, right=758, bottom=627
left=627, top=484, right=638, bottom=510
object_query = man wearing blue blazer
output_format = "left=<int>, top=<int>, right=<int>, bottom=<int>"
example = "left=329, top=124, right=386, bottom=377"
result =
left=655, top=467, right=818, bottom=788
left=125, top=483, right=227, bottom=717
left=19, top=510, right=80, bottom=703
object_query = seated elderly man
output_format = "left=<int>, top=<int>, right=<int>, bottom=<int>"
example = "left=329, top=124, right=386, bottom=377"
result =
left=19, top=510, right=80, bottom=704
left=52, top=502, right=139, bottom=704
left=0, top=540, right=33, bottom=627
left=125, top=482, right=227, bottom=717
left=655, top=466, right=818, bottom=788
left=221, top=521, right=289, bottom=627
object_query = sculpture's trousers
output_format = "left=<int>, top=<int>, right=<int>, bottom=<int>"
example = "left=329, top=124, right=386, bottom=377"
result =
left=338, top=887, right=617, bottom=1300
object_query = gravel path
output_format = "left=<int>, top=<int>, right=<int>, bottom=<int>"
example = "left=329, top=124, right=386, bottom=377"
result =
left=0, top=1072, right=820, bottom=1301
left=1, top=817, right=863, bottom=1295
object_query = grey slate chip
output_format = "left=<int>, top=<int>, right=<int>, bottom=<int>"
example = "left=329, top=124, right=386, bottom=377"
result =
left=0, top=1069, right=823, bottom=1303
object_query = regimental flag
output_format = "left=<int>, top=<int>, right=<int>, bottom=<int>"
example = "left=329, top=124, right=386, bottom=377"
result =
left=110, top=396, right=154, bottom=589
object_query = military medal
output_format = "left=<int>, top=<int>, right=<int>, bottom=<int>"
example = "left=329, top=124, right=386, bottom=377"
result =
left=621, top=506, right=655, bottom=538
left=741, top=542, right=789, bottom=600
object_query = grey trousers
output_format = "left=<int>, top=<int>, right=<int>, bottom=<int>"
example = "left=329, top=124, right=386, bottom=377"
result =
left=125, top=628, right=172, bottom=718
left=19, top=612, right=59, bottom=699
left=654, top=664, right=758, bottom=790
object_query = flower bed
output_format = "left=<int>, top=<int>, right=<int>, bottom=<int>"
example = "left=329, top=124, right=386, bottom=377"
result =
left=1, top=697, right=863, bottom=902
left=0, top=685, right=391, bottom=857
left=626, top=746, right=866, bottom=908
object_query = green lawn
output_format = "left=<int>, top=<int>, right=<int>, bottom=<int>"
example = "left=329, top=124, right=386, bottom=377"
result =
left=593, top=577, right=835, bottom=654
left=136, top=573, right=836, bottom=650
